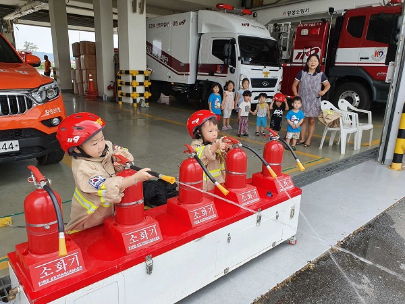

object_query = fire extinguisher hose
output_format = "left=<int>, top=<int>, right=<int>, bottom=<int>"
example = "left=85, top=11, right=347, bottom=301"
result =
left=43, top=185, right=67, bottom=257
left=241, top=144, right=278, bottom=178
left=223, top=136, right=278, bottom=178
left=129, top=165, right=176, bottom=184
left=278, top=137, right=305, bottom=171
left=192, top=154, right=229, bottom=196
left=113, top=154, right=176, bottom=184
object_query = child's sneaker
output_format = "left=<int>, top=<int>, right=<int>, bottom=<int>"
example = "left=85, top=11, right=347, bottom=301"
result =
left=255, top=131, right=260, bottom=136
left=222, top=126, right=228, bottom=131
left=261, top=131, right=266, bottom=136
left=227, top=125, right=232, bottom=130
left=292, top=146, right=296, bottom=151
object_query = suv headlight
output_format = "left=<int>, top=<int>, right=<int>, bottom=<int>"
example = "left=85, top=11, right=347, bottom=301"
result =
left=30, top=80, right=60, bottom=104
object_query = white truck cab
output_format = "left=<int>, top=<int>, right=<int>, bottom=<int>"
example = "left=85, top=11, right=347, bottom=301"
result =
left=147, top=9, right=282, bottom=105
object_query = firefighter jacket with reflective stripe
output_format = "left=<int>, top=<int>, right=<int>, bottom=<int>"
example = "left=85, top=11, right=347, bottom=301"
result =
left=66, top=141, right=134, bottom=233
left=191, top=138, right=226, bottom=191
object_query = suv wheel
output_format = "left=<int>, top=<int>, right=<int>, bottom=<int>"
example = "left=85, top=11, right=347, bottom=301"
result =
left=36, top=148, right=65, bottom=165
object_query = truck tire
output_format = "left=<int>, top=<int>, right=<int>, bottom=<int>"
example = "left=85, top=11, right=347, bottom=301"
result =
left=200, top=87, right=211, bottom=109
left=36, top=148, right=65, bottom=165
left=332, top=82, right=371, bottom=111
left=150, top=82, right=161, bottom=103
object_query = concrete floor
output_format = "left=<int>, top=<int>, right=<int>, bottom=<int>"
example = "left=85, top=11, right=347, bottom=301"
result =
left=0, top=94, right=388, bottom=295
left=255, top=198, right=405, bottom=304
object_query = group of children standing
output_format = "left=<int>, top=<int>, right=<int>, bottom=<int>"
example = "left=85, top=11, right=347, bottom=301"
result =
left=207, top=78, right=304, bottom=149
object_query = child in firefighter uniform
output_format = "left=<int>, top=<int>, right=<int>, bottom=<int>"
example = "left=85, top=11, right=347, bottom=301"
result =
left=187, top=110, right=229, bottom=191
left=56, top=112, right=152, bottom=233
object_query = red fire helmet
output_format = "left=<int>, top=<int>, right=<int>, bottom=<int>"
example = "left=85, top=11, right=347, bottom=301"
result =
left=56, top=112, right=106, bottom=155
left=273, top=93, right=286, bottom=102
left=187, top=110, right=216, bottom=138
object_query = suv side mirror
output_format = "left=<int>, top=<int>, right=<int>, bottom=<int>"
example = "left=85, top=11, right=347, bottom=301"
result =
left=25, top=54, right=41, bottom=67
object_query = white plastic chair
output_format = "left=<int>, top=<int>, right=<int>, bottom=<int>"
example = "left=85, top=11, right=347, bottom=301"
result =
left=338, top=99, right=373, bottom=149
left=319, top=100, right=359, bottom=154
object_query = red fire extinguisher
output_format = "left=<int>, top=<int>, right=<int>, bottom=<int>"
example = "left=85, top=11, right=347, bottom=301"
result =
left=107, top=81, right=116, bottom=101
left=222, top=137, right=248, bottom=189
left=264, top=128, right=305, bottom=174
left=181, top=145, right=229, bottom=200
left=114, top=155, right=145, bottom=226
left=223, top=137, right=278, bottom=186
left=113, top=154, right=176, bottom=224
left=25, top=166, right=67, bottom=257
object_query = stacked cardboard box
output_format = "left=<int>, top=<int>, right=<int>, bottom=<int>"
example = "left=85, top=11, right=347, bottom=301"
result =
left=72, top=41, right=97, bottom=96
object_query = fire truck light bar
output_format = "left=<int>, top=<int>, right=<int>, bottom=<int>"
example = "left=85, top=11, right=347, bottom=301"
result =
left=217, top=3, right=234, bottom=10
left=216, top=3, right=252, bottom=15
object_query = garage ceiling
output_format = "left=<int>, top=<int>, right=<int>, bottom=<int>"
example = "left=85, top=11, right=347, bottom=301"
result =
left=0, top=0, right=301, bottom=31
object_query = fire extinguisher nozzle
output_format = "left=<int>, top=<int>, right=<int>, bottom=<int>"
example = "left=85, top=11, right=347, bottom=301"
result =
left=216, top=183, right=229, bottom=196
left=59, top=236, right=67, bottom=257
left=160, top=175, right=176, bottom=184
left=267, top=165, right=278, bottom=178
left=297, top=160, right=305, bottom=171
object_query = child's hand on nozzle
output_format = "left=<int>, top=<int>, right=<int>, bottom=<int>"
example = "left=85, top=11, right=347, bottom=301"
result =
left=134, top=168, right=153, bottom=184
left=217, top=137, right=227, bottom=152
left=113, top=150, right=134, bottom=163
left=112, top=151, right=134, bottom=172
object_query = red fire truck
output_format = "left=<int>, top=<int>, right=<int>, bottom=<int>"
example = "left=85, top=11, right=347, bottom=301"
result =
left=270, top=0, right=402, bottom=110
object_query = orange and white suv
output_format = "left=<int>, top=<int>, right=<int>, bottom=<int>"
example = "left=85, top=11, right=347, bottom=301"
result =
left=0, top=33, right=66, bottom=164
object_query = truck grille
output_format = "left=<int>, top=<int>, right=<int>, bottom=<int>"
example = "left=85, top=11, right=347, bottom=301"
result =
left=251, top=78, right=278, bottom=89
left=0, top=94, right=34, bottom=116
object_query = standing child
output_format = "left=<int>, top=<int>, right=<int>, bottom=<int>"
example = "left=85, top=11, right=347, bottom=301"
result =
left=252, top=93, right=271, bottom=136
left=238, top=90, right=254, bottom=137
left=221, top=80, right=235, bottom=130
left=187, top=110, right=229, bottom=191
left=234, top=78, right=249, bottom=112
left=208, top=83, right=222, bottom=124
left=269, top=93, right=289, bottom=134
left=285, top=96, right=305, bottom=150
left=56, top=112, right=152, bottom=233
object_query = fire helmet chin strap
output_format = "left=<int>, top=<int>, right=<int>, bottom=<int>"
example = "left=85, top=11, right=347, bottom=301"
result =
left=70, top=144, right=109, bottom=159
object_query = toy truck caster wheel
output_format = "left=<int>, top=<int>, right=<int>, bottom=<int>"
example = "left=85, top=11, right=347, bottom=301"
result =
left=288, top=235, right=297, bottom=245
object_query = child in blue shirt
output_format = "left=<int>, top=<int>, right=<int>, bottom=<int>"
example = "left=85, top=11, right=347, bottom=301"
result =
left=208, top=83, right=222, bottom=124
left=285, top=96, right=305, bottom=150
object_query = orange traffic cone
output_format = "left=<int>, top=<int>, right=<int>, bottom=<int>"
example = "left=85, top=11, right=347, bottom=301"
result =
left=85, top=73, right=98, bottom=101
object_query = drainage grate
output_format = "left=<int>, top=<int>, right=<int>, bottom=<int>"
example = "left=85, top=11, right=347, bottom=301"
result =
left=0, top=275, right=11, bottom=303
left=292, top=148, right=378, bottom=188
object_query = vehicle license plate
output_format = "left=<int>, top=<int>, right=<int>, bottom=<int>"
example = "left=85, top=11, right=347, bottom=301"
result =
left=0, top=140, right=20, bottom=153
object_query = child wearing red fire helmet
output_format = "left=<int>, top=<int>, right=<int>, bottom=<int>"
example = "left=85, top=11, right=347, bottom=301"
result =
left=56, top=112, right=152, bottom=233
left=187, top=110, right=229, bottom=191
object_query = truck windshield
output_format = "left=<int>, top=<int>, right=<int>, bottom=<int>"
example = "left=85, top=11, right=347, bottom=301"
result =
left=238, top=36, right=281, bottom=67
left=0, top=35, right=23, bottom=63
